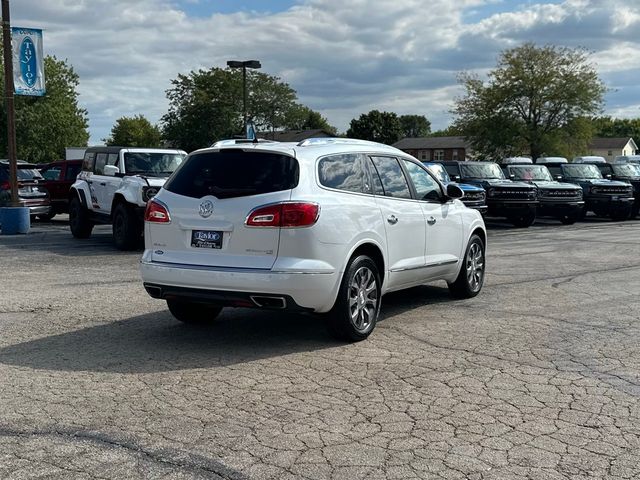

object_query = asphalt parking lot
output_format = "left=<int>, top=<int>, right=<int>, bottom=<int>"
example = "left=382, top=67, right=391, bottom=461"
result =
left=1, top=216, right=640, bottom=480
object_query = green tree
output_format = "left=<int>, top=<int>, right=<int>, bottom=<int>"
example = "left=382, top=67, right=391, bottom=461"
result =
left=591, top=116, right=640, bottom=140
left=104, top=114, right=162, bottom=147
left=346, top=110, right=403, bottom=145
left=399, top=114, right=431, bottom=138
left=0, top=56, right=89, bottom=163
left=452, top=43, right=606, bottom=160
left=284, top=105, right=337, bottom=134
left=430, top=125, right=463, bottom=137
left=161, top=67, right=309, bottom=151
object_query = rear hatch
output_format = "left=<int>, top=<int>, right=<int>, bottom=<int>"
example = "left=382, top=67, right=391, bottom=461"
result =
left=147, top=148, right=299, bottom=270
left=16, top=167, right=48, bottom=199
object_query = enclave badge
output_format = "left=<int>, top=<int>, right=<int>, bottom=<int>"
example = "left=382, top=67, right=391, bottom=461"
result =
left=199, top=200, right=214, bottom=218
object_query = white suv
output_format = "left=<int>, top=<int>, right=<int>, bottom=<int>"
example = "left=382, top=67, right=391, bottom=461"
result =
left=140, top=138, right=486, bottom=341
left=69, top=147, right=187, bottom=250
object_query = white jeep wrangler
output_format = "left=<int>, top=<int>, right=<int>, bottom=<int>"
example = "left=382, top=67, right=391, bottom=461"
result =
left=69, top=147, right=187, bottom=250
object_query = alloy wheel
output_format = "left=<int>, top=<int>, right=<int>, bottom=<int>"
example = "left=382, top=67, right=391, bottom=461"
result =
left=348, top=266, right=378, bottom=332
left=466, top=242, right=484, bottom=292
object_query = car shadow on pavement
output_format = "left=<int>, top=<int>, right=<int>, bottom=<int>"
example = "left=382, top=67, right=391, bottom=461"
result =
left=0, top=309, right=342, bottom=374
left=0, top=227, right=135, bottom=257
left=379, top=284, right=455, bottom=321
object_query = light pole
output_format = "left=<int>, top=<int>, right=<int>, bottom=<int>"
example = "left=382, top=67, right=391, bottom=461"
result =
left=2, top=0, right=18, bottom=207
left=226, top=60, right=261, bottom=134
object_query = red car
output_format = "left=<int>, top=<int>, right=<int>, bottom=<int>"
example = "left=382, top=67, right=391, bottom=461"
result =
left=0, top=160, right=50, bottom=217
left=38, top=159, right=83, bottom=220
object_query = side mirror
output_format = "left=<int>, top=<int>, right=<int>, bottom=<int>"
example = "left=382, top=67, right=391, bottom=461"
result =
left=453, top=175, right=461, bottom=182
left=509, top=174, right=515, bottom=180
left=446, top=183, right=464, bottom=199
left=605, top=174, right=612, bottom=180
left=103, top=165, right=120, bottom=176
left=556, top=175, right=563, bottom=181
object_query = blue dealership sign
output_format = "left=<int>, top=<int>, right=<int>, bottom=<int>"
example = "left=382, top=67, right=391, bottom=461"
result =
left=11, top=27, right=46, bottom=96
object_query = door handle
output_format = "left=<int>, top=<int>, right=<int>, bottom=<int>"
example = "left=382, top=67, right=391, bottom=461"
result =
left=100, top=182, right=106, bottom=186
left=387, top=214, right=398, bottom=225
left=427, top=216, right=436, bottom=226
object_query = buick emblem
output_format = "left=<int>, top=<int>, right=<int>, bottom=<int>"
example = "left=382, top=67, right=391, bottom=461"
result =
left=199, top=200, right=214, bottom=218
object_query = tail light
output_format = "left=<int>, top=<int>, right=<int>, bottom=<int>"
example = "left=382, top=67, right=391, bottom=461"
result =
left=144, top=199, right=171, bottom=223
left=0, top=181, right=10, bottom=190
left=246, top=202, right=319, bottom=228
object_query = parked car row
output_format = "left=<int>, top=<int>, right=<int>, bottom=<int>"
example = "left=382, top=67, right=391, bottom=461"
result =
left=3, top=140, right=638, bottom=342
left=419, top=155, right=639, bottom=226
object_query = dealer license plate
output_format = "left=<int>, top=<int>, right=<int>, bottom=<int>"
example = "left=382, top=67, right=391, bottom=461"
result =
left=191, top=230, right=223, bottom=249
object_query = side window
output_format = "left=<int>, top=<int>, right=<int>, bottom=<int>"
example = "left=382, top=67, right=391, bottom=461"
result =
left=94, top=153, right=108, bottom=175
left=369, top=156, right=412, bottom=199
left=83, top=152, right=95, bottom=172
left=318, top=153, right=370, bottom=194
left=402, top=159, right=443, bottom=202
left=443, top=164, right=459, bottom=178
left=42, top=167, right=62, bottom=180
left=107, top=153, right=119, bottom=166
left=547, top=166, right=561, bottom=177
left=66, top=164, right=82, bottom=181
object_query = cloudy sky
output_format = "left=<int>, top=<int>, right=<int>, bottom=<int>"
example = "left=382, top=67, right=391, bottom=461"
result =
left=13, top=0, right=640, bottom=145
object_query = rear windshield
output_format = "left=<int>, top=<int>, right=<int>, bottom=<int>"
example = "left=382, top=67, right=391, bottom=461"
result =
left=164, top=150, right=299, bottom=199
left=0, top=167, right=43, bottom=181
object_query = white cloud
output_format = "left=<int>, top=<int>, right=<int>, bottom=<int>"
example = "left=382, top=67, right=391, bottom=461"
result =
left=12, top=0, right=640, bottom=145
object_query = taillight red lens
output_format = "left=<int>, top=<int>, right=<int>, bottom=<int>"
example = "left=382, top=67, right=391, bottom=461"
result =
left=0, top=181, right=10, bottom=191
left=144, top=200, right=171, bottom=223
left=246, top=202, right=319, bottom=228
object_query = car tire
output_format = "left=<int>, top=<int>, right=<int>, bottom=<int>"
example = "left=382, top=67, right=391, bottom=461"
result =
left=69, top=195, right=93, bottom=239
left=448, top=234, right=485, bottom=299
left=167, top=299, right=222, bottom=325
left=38, top=212, right=56, bottom=221
left=510, top=211, right=536, bottom=228
left=113, top=203, right=142, bottom=251
left=325, top=255, right=381, bottom=342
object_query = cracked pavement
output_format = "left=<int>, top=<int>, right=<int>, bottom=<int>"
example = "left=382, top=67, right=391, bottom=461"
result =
left=1, top=217, right=639, bottom=479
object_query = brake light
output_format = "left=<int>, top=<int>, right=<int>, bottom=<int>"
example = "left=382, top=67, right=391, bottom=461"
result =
left=144, top=199, right=171, bottom=223
left=0, top=181, right=10, bottom=190
left=246, top=202, right=319, bottom=228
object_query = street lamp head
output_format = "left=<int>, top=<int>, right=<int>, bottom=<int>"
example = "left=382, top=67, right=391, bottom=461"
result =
left=227, top=60, right=261, bottom=69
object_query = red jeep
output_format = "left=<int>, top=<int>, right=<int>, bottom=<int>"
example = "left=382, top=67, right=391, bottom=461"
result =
left=38, top=159, right=83, bottom=220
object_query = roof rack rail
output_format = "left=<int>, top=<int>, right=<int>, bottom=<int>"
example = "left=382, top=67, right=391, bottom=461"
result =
left=297, top=137, right=388, bottom=147
left=211, top=138, right=279, bottom=147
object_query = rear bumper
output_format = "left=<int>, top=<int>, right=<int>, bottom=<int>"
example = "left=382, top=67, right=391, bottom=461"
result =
left=140, top=256, right=341, bottom=313
left=143, top=283, right=313, bottom=312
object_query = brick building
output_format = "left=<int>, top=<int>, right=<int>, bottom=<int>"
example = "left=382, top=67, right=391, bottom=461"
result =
left=393, top=136, right=471, bottom=161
